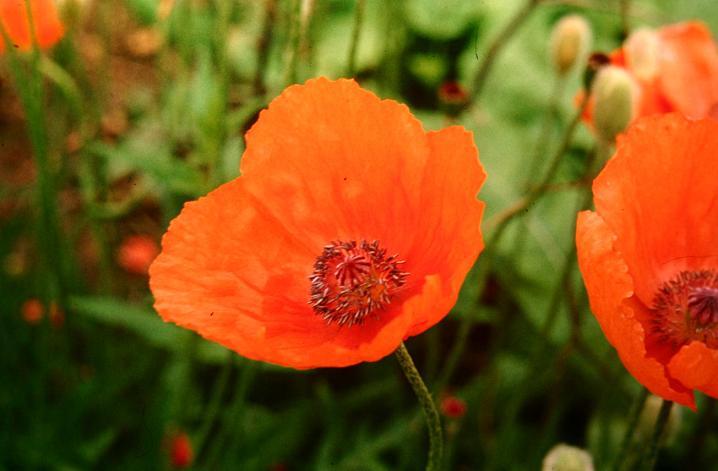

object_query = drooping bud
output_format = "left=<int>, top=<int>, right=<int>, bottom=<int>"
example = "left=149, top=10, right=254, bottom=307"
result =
left=624, top=28, right=660, bottom=81
left=591, top=65, right=639, bottom=142
left=637, top=395, right=682, bottom=445
left=549, top=15, right=592, bottom=76
left=542, top=444, right=595, bottom=471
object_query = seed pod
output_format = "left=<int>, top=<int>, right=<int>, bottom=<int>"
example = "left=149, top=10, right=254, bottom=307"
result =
left=542, top=444, right=594, bottom=471
left=550, top=15, right=592, bottom=76
left=591, top=65, right=640, bottom=142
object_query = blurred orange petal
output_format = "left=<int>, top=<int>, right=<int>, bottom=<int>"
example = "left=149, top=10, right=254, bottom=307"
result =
left=0, top=0, right=64, bottom=53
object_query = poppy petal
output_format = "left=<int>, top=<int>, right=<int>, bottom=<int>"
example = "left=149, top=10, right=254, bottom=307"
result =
left=405, top=126, right=486, bottom=335
left=667, top=341, right=718, bottom=399
left=240, top=77, right=431, bottom=262
left=592, top=114, right=718, bottom=306
left=576, top=210, right=694, bottom=406
left=658, top=22, right=718, bottom=118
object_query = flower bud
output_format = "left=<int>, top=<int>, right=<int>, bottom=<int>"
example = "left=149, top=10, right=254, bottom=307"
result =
left=542, top=444, right=594, bottom=471
left=591, top=65, right=640, bottom=142
left=637, top=395, right=682, bottom=445
left=624, top=28, right=660, bottom=81
left=550, top=15, right=592, bottom=76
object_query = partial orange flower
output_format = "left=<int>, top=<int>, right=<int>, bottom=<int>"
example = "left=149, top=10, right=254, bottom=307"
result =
left=117, top=235, right=159, bottom=275
left=576, top=113, right=718, bottom=408
left=582, top=22, right=718, bottom=127
left=0, top=0, right=65, bottom=53
left=150, top=78, right=486, bottom=369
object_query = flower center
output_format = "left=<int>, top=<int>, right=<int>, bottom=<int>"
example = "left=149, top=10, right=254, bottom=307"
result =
left=309, top=240, right=408, bottom=326
left=650, top=270, right=718, bottom=349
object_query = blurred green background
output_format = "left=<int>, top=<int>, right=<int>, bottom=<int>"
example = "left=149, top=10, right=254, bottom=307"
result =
left=1, top=0, right=717, bottom=469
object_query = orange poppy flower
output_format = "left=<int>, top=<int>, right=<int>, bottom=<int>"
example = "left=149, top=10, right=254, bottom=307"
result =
left=582, top=22, right=718, bottom=126
left=576, top=113, right=718, bottom=408
left=149, top=78, right=486, bottom=369
left=0, top=0, right=64, bottom=53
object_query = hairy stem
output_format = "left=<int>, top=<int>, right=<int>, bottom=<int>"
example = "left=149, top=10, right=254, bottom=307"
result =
left=395, top=343, right=443, bottom=471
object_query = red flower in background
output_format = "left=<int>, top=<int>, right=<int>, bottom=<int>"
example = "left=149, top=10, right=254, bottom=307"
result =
left=583, top=22, right=718, bottom=126
left=21, top=298, right=43, bottom=324
left=117, top=235, right=159, bottom=275
left=150, top=78, right=486, bottom=369
left=168, top=432, right=193, bottom=468
left=0, top=0, right=64, bottom=53
left=440, top=394, right=467, bottom=419
left=577, top=114, right=718, bottom=408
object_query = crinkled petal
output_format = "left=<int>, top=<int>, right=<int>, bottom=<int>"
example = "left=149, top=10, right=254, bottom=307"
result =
left=668, top=341, right=718, bottom=399
left=593, top=114, right=718, bottom=305
left=576, top=210, right=694, bottom=406
left=240, top=77, right=431, bottom=263
left=405, top=126, right=485, bottom=336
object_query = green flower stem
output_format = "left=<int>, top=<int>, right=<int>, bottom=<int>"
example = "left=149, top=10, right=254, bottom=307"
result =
left=437, top=94, right=590, bottom=391
left=346, top=0, right=365, bottom=76
left=641, top=399, right=673, bottom=471
left=284, top=0, right=303, bottom=86
left=1, top=6, right=65, bottom=305
left=471, top=0, right=541, bottom=101
left=194, top=351, right=234, bottom=459
left=395, top=343, right=443, bottom=471
left=612, top=387, right=649, bottom=471
left=254, top=0, right=277, bottom=95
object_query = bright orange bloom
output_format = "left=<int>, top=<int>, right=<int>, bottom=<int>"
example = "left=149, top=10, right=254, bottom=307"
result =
left=117, top=235, right=159, bottom=275
left=0, top=0, right=64, bottom=53
left=150, top=78, right=486, bottom=369
left=576, top=114, right=718, bottom=408
left=582, top=22, right=718, bottom=126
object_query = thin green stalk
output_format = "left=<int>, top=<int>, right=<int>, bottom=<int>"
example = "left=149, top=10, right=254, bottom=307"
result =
left=471, top=0, right=541, bottom=101
left=485, top=93, right=589, bottom=234
left=640, top=400, right=673, bottom=471
left=254, top=0, right=277, bottom=95
left=437, top=91, right=589, bottom=392
left=346, top=0, right=365, bottom=76
left=395, top=343, right=443, bottom=471
left=201, top=361, right=256, bottom=470
left=284, top=0, right=302, bottom=86
left=1, top=5, right=65, bottom=306
left=619, top=0, right=631, bottom=41
left=194, top=351, right=234, bottom=458
left=612, top=387, right=649, bottom=471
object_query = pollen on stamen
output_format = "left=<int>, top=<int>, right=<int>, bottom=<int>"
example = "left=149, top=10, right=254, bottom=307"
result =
left=309, top=240, right=409, bottom=327
left=650, top=270, right=718, bottom=350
